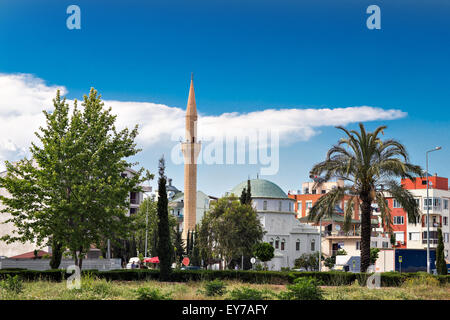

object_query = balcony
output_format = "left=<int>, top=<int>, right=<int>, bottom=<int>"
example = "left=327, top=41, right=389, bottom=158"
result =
left=422, top=222, right=441, bottom=228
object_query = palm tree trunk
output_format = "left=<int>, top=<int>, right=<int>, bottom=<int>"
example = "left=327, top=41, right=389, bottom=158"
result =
left=360, top=194, right=372, bottom=273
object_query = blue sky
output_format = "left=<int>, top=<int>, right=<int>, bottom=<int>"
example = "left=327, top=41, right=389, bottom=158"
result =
left=0, top=0, right=449, bottom=197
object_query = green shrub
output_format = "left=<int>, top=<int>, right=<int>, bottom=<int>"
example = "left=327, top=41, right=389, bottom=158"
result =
left=402, top=272, right=440, bottom=287
left=0, top=269, right=447, bottom=287
left=136, top=287, right=172, bottom=300
left=227, top=287, right=273, bottom=300
left=278, top=277, right=323, bottom=300
left=203, top=280, right=227, bottom=296
left=0, top=275, right=24, bottom=294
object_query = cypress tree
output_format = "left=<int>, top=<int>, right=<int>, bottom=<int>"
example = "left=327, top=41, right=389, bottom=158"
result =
left=246, top=179, right=252, bottom=204
left=157, top=156, right=173, bottom=281
left=436, top=228, right=448, bottom=275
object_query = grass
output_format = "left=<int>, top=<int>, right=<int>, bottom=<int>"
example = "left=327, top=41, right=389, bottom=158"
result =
left=0, top=277, right=448, bottom=300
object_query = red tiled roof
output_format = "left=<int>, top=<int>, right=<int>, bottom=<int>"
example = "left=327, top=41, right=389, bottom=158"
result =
left=9, top=250, right=51, bottom=259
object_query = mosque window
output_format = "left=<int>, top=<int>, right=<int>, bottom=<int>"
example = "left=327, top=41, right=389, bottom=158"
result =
left=310, top=239, right=316, bottom=251
left=278, top=201, right=282, bottom=211
left=263, top=201, right=267, bottom=210
left=270, top=238, right=274, bottom=247
left=275, top=237, right=280, bottom=249
left=281, top=239, right=285, bottom=251
left=296, top=240, right=300, bottom=251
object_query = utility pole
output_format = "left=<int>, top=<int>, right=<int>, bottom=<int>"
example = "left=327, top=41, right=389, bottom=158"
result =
left=426, top=146, right=441, bottom=274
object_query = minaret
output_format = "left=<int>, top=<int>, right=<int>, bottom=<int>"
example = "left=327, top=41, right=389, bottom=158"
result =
left=181, top=74, right=201, bottom=241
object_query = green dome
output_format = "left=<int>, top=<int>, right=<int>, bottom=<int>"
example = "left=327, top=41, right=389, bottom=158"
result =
left=230, top=179, right=289, bottom=199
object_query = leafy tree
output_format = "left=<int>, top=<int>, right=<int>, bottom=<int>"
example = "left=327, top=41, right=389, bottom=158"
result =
left=307, top=123, right=422, bottom=272
left=173, top=225, right=185, bottom=266
left=198, top=196, right=264, bottom=269
left=390, top=233, right=396, bottom=246
left=436, top=228, right=448, bottom=275
left=323, top=249, right=347, bottom=269
left=189, top=226, right=201, bottom=266
left=253, top=242, right=274, bottom=270
left=370, top=248, right=380, bottom=265
left=156, top=156, right=173, bottom=280
left=0, top=89, right=148, bottom=268
left=294, top=252, right=323, bottom=271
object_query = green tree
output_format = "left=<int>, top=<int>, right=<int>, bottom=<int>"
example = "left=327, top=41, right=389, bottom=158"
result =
left=156, top=156, right=173, bottom=280
left=308, top=123, right=422, bottom=272
left=239, top=179, right=252, bottom=205
left=294, top=252, right=323, bottom=271
left=370, top=248, right=380, bottom=265
left=189, top=226, right=201, bottom=266
left=0, top=89, right=148, bottom=268
left=436, top=228, right=448, bottom=275
left=198, top=196, right=264, bottom=269
left=253, top=242, right=274, bottom=270
left=49, top=238, right=63, bottom=269
left=173, top=225, right=185, bottom=266
left=323, top=249, right=347, bottom=270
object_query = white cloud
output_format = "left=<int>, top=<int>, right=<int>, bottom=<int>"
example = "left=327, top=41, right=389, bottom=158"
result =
left=0, top=73, right=407, bottom=169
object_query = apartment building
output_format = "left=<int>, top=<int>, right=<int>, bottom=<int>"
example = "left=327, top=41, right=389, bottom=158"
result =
left=385, top=174, right=450, bottom=259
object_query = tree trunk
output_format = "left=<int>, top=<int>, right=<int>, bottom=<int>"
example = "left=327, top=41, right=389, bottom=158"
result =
left=360, top=194, right=372, bottom=273
left=50, top=239, right=63, bottom=269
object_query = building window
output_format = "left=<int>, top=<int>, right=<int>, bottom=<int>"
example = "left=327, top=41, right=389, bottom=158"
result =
left=444, top=217, right=448, bottom=226
left=310, top=239, right=315, bottom=251
left=306, top=201, right=312, bottom=210
left=270, top=238, right=274, bottom=247
left=382, top=241, right=389, bottom=248
left=444, top=199, right=449, bottom=210
left=321, top=189, right=326, bottom=194
left=444, top=233, right=449, bottom=243
left=130, top=208, right=137, bottom=215
left=409, top=232, right=420, bottom=241
left=304, top=188, right=309, bottom=194
left=263, top=201, right=267, bottom=211
left=275, top=237, right=279, bottom=249
left=371, top=241, right=378, bottom=248
left=281, top=239, right=285, bottom=251
left=312, top=189, right=316, bottom=194
left=289, top=202, right=292, bottom=212
left=297, top=201, right=302, bottom=214
left=415, top=198, right=420, bottom=207
left=393, top=199, right=402, bottom=208
left=393, top=216, right=404, bottom=225
left=395, top=232, right=405, bottom=243
left=356, top=241, right=361, bottom=250
left=130, top=192, right=139, bottom=205
left=278, top=201, right=282, bottom=211
left=296, top=240, right=300, bottom=251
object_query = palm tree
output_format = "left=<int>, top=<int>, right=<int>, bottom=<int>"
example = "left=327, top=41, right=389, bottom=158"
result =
left=308, top=123, right=422, bottom=272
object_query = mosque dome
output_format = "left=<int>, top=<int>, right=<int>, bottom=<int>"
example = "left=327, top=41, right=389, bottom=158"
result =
left=230, top=179, right=289, bottom=200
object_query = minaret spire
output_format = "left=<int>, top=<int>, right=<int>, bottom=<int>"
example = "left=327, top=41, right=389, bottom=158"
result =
left=181, top=74, right=201, bottom=241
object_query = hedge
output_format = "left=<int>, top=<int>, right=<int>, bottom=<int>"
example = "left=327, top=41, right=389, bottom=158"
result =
left=0, top=269, right=448, bottom=287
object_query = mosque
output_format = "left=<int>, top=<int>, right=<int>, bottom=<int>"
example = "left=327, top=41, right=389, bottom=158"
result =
left=180, top=75, right=320, bottom=270
left=229, top=179, right=320, bottom=270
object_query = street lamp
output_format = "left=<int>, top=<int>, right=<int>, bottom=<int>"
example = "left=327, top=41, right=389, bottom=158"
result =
left=426, top=146, right=442, bottom=274
left=142, top=184, right=152, bottom=258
